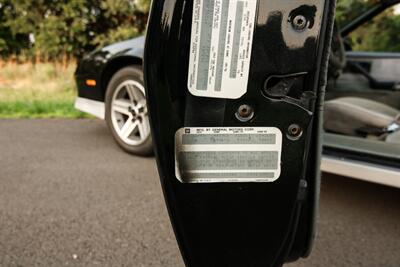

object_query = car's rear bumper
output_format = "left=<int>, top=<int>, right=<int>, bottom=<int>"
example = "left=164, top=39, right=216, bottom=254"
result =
left=75, top=97, right=105, bottom=119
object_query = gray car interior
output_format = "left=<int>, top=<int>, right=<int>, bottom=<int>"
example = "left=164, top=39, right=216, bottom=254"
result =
left=323, top=22, right=400, bottom=145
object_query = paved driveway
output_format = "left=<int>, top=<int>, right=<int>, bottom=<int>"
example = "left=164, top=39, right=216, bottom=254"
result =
left=0, top=119, right=399, bottom=267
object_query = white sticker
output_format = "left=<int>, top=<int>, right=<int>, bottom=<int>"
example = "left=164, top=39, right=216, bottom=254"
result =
left=175, top=127, right=283, bottom=183
left=188, top=0, right=258, bottom=99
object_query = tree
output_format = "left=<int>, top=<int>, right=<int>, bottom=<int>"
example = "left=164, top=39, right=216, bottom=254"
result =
left=89, top=0, right=149, bottom=48
left=348, top=8, right=400, bottom=52
left=336, top=0, right=380, bottom=26
left=0, top=0, right=151, bottom=60
left=336, top=0, right=400, bottom=52
left=0, top=0, right=31, bottom=58
left=2, top=0, right=397, bottom=61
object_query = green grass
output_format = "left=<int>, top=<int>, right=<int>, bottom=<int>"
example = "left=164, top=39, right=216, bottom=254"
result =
left=0, top=100, right=90, bottom=119
left=0, top=62, right=91, bottom=119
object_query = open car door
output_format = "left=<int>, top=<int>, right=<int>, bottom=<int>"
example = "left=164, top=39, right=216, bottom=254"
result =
left=144, top=1, right=336, bottom=266
left=322, top=0, right=400, bottom=188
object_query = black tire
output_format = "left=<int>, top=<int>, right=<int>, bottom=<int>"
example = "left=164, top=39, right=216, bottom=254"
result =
left=105, top=66, right=153, bottom=156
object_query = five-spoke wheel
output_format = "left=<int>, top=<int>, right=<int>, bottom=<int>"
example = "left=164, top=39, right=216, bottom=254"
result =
left=105, top=66, right=153, bottom=156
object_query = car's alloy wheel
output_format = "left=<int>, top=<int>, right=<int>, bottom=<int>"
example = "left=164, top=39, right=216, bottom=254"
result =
left=105, top=66, right=153, bottom=156
left=111, top=80, right=150, bottom=146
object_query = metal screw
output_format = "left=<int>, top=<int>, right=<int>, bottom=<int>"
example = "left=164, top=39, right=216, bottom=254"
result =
left=235, top=104, right=255, bottom=122
left=287, top=124, right=303, bottom=140
left=292, top=15, right=308, bottom=31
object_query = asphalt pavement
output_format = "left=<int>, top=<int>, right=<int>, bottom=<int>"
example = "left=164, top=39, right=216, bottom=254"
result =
left=0, top=119, right=399, bottom=267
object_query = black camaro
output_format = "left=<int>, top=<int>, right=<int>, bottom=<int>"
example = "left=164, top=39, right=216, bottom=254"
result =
left=75, top=36, right=152, bottom=155
left=75, top=0, right=400, bottom=188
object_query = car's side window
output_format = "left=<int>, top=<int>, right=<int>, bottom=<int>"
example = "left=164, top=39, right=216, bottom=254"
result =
left=347, top=4, right=400, bottom=53
left=340, top=3, right=400, bottom=87
left=336, top=0, right=377, bottom=28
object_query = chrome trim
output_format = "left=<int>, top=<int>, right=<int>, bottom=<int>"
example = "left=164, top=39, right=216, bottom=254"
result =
left=321, top=156, right=400, bottom=189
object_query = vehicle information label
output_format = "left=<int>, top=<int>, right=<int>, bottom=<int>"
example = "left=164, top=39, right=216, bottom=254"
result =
left=175, top=127, right=282, bottom=183
left=188, top=0, right=258, bottom=99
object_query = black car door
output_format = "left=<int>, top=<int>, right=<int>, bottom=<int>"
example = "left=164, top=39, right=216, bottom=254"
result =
left=144, top=1, right=336, bottom=266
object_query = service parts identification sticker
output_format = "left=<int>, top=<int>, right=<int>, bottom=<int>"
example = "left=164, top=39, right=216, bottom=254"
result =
left=175, top=128, right=283, bottom=183
left=188, top=0, right=258, bottom=99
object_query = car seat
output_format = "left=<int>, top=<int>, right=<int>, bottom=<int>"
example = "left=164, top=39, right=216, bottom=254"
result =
left=324, top=97, right=400, bottom=143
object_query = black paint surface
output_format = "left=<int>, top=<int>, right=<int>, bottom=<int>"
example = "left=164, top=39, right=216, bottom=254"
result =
left=144, top=1, right=336, bottom=266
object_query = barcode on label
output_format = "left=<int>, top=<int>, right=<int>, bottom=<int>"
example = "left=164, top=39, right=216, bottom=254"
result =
left=188, top=0, right=258, bottom=99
